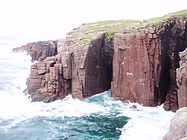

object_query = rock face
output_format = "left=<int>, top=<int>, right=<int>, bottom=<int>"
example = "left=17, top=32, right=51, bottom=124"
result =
left=14, top=15, right=187, bottom=111
left=112, top=19, right=187, bottom=111
left=159, top=19, right=187, bottom=111
left=27, top=59, right=71, bottom=102
left=26, top=33, right=113, bottom=102
left=13, top=41, right=57, bottom=61
left=112, top=31, right=160, bottom=106
left=163, top=107, right=187, bottom=140
left=177, top=48, right=187, bottom=108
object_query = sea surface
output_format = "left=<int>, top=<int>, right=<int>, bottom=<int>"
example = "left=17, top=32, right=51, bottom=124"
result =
left=0, top=36, right=174, bottom=140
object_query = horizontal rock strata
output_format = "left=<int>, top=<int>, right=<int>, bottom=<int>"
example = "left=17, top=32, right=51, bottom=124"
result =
left=25, top=33, right=113, bottom=102
left=13, top=16, right=187, bottom=111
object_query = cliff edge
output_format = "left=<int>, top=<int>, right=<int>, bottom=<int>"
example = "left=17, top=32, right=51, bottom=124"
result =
left=14, top=10, right=187, bottom=112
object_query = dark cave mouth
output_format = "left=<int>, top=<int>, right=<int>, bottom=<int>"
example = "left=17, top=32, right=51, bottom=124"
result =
left=85, top=20, right=187, bottom=111
left=84, top=35, right=114, bottom=97
left=157, top=20, right=187, bottom=108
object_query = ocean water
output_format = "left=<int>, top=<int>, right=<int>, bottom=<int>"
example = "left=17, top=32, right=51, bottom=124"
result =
left=0, top=37, right=174, bottom=140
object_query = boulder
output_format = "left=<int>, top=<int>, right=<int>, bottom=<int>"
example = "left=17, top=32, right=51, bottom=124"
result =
left=163, top=107, right=187, bottom=140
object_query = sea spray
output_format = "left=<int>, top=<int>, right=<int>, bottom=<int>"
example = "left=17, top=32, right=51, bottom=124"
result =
left=0, top=37, right=174, bottom=140
left=119, top=104, right=174, bottom=140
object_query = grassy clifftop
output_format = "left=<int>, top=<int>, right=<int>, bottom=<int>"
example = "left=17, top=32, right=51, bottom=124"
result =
left=66, top=9, right=187, bottom=44
left=146, top=9, right=187, bottom=26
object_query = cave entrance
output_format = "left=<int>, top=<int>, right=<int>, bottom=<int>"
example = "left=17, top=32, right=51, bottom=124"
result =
left=158, top=20, right=187, bottom=110
left=84, top=35, right=114, bottom=97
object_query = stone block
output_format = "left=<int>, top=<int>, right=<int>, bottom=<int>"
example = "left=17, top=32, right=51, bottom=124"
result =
left=38, top=69, right=46, bottom=75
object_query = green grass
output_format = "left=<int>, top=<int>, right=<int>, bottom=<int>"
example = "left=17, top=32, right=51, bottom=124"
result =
left=76, top=20, right=140, bottom=42
left=80, top=35, right=95, bottom=43
left=146, top=16, right=169, bottom=26
left=146, top=9, right=187, bottom=27
left=67, top=9, right=187, bottom=44
left=104, top=31, right=117, bottom=39
left=171, top=9, right=187, bottom=16
left=86, top=20, right=139, bottom=33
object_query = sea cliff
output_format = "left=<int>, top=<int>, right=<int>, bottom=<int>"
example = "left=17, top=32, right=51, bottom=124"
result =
left=13, top=10, right=187, bottom=112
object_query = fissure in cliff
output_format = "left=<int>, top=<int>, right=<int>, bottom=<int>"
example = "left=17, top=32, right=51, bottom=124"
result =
left=84, top=35, right=114, bottom=97
left=16, top=17, right=187, bottom=111
left=111, top=18, right=187, bottom=111
left=158, top=19, right=187, bottom=111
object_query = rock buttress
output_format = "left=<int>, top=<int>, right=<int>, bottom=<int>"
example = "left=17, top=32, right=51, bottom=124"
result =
left=27, top=55, right=72, bottom=102
left=177, top=48, right=187, bottom=108
left=111, top=18, right=187, bottom=111
left=20, top=16, right=187, bottom=111
left=159, top=19, right=187, bottom=111
left=111, top=31, right=160, bottom=106
left=27, top=34, right=113, bottom=102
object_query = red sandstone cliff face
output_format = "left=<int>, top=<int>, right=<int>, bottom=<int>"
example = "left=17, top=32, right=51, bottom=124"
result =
left=25, top=33, right=113, bottom=102
left=13, top=41, right=57, bottom=61
left=14, top=17, right=187, bottom=111
left=177, top=48, right=187, bottom=108
left=159, top=19, right=187, bottom=111
left=27, top=57, right=71, bottom=102
left=111, top=18, right=187, bottom=111
left=112, top=31, right=160, bottom=106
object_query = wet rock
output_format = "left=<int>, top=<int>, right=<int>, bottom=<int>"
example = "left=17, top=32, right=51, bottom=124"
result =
left=17, top=17, right=187, bottom=112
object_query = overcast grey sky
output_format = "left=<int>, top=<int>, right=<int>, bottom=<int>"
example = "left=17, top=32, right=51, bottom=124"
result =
left=0, top=0, right=186, bottom=40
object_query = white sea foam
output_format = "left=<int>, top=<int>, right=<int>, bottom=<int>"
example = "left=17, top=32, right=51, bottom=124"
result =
left=0, top=37, right=175, bottom=139
left=119, top=104, right=174, bottom=140
left=87, top=92, right=175, bottom=140
left=0, top=38, right=106, bottom=131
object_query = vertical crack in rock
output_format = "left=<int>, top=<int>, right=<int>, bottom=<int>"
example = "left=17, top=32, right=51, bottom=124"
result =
left=27, top=53, right=72, bottom=102
left=17, top=17, right=187, bottom=111
left=159, top=19, right=187, bottom=111
left=84, top=35, right=114, bottom=97
left=176, top=25, right=187, bottom=109
left=111, top=18, right=187, bottom=111
left=112, top=30, right=160, bottom=106
left=25, top=34, right=114, bottom=102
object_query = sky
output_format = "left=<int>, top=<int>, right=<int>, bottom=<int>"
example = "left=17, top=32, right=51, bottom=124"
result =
left=0, top=0, right=186, bottom=40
